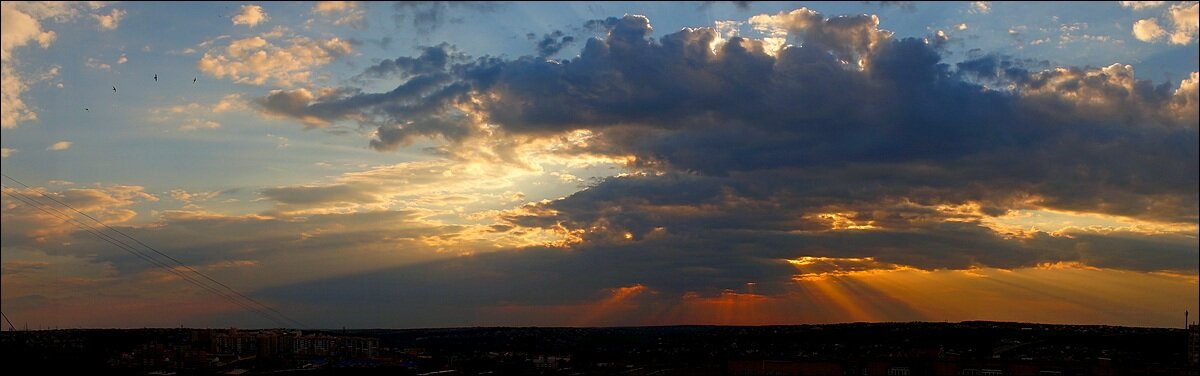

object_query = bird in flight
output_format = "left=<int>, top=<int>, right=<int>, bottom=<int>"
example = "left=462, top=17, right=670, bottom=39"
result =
left=112, top=86, right=117, bottom=93
left=85, top=108, right=89, bottom=111
left=193, top=78, right=197, bottom=84
left=154, top=74, right=158, bottom=82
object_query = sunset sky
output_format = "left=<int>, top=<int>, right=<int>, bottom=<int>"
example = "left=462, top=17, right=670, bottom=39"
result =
left=1, top=1, right=1197, bottom=329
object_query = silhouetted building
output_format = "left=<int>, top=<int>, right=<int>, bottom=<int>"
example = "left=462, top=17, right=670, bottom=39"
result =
left=342, top=336, right=380, bottom=358
left=208, top=329, right=379, bottom=358
left=212, top=328, right=258, bottom=354
left=257, top=332, right=278, bottom=359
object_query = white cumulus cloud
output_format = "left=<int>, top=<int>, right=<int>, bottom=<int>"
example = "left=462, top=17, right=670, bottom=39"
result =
left=2, top=2, right=60, bottom=128
left=1133, top=17, right=1167, bottom=41
left=232, top=4, right=268, bottom=27
left=47, top=141, right=72, bottom=151
left=92, top=8, right=124, bottom=30
left=1132, top=2, right=1198, bottom=44
left=1167, top=1, right=1198, bottom=44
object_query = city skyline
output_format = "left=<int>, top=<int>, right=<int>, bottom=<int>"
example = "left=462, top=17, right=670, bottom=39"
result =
left=1, top=1, right=1198, bottom=329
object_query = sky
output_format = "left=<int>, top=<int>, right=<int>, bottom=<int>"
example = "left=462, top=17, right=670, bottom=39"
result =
left=1, top=1, right=1197, bottom=329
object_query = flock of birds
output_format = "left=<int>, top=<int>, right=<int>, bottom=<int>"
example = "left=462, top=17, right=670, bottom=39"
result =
left=87, top=74, right=197, bottom=111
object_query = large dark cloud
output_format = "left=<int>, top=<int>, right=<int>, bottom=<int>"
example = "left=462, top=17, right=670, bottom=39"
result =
left=502, top=172, right=1198, bottom=272
left=256, top=9, right=1198, bottom=281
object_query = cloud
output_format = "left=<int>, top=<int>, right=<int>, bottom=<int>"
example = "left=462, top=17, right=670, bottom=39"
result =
left=197, top=32, right=352, bottom=86
left=46, top=141, right=71, bottom=151
left=169, top=189, right=221, bottom=203
left=256, top=159, right=530, bottom=216
left=1, top=184, right=517, bottom=328
left=1132, top=2, right=1199, bottom=44
left=179, top=119, right=220, bottom=131
left=314, top=1, right=357, bottom=14
left=392, top=2, right=501, bottom=34
left=312, top=1, right=365, bottom=28
left=8, top=7, right=1196, bottom=328
left=255, top=88, right=328, bottom=126
left=1, top=148, right=14, bottom=158
left=0, top=63, right=37, bottom=127
left=255, top=234, right=1196, bottom=327
left=261, top=184, right=381, bottom=209
left=969, top=1, right=991, bottom=14
left=503, top=171, right=1197, bottom=272
left=528, top=30, right=576, bottom=58
left=37, top=69, right=62, bottom=88
left=1, top=184, right=157, bottom=245
left=116, top=53, right=127, bottom=64
left=148, top=95, right=245, bottom=131
left=232, top=4, right=268, bottom=27
left=153, top=95, right=248, bottom=117
left=4, top=204, right=479, bottom=283
left=266, top=133, right=289, bottom=148
left=85, top=57, right=111, bottom=70
left=1, top=260, right=50, bottom=275
left=1134, top=18, right=1167, bottom=41
left=749, top=8, right=891, bottom=61
left=205, top=260, right=260, bottom=269
left=253, top=8, right=1197, bottom=282
left=355, top=43, right=463, bottom=80
left=213, top=93, right=247, bottom=113
left=92, top=8, right=124, bottom=30
left=2, top=2, right=72, bottom=128
left=869, top=2, right=916, bottom=11
left=1167, top=1, right=1198, bottom=44
left=1119, top=1, right=1167, bottom=10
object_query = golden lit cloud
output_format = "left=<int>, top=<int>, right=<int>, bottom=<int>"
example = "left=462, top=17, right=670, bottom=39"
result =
left=982, top=208, right=1198, bottom=237
left=46, top=140, right=71, bottom=151
left=197, top=33, right=352, bottom=86
left=1131, top=2, right=1199, bottom=44
left=312, top=1, right=364, bottom=27
left=1, top=2, right=69, bottom=128
left=2, top=184, right=157, bottom=242
left=232, top=4, right=268, bottom=27
left=91, top=7, right=124, bottom=30
left=1134, top=17, right=1167, bottom=41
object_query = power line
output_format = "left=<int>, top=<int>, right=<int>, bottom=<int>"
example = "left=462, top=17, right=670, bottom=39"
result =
left=1, top=173, right=307, bottom=329
left=1, top=178, right=306, bottom=328
left=0, top=186, right=293, bottom=328
left=0, top=187, right=291, bottom=328
left=1, top=311, right=16, bottom=331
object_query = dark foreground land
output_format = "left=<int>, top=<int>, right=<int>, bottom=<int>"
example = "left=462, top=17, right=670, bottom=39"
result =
left=3, top=321, right=1198, bottom=375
